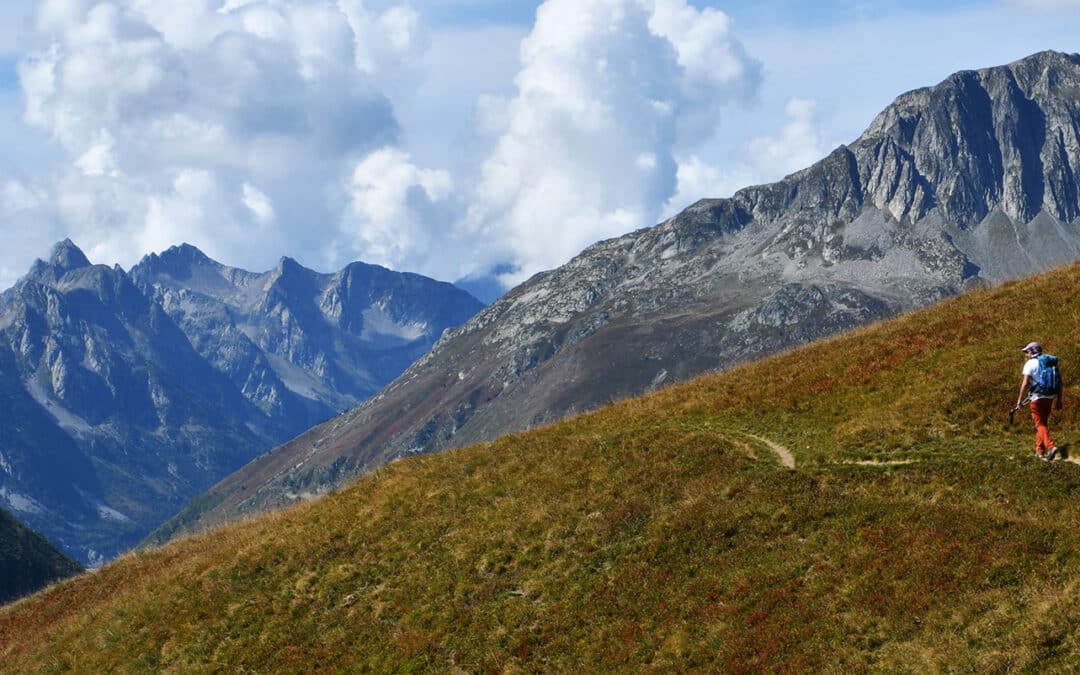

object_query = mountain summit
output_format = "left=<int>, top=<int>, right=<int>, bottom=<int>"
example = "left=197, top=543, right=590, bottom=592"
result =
left=161, top=50, right=1080, bottom=536
left=0, top=243, right=483, bottom=564
left=47, top=239, right=92, bottom=273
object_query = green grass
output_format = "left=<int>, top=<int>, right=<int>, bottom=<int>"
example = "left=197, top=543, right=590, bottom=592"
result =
left=4, top=264, right=1080, bottom=672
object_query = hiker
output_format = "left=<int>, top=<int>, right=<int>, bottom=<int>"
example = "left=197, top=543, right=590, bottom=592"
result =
left=1015, top=341, right=1063, bottom=460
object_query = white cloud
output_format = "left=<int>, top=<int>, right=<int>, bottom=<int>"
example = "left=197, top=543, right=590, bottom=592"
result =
left=341, top=147, right=456, bottom=273
left=663, top=97, right=832, bottom=217
left=464, top=0, right=761, bottom=285
left=648, top=0, right=758, bottom=145
left=2, top=0, right=762, bottom=292
left=662, top=155, right=754, bottom=217
left=3, top=0, right=423, bottom=286
left=743, top=97, right=830, bottom=178
left=73, top=131, right=118, bottom=177
left=242, top=182, right=275, bottom=225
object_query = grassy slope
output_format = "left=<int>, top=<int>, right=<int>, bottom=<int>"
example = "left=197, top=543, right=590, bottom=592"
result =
left=4, top=265, right=1080, bottom=671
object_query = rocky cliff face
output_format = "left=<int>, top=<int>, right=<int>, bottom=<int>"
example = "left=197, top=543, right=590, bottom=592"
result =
left=0, top=242, right=483, bottom=564
left=130, top=244, right=483, bottom=432
left=158, top=51, right=1080, bottom=537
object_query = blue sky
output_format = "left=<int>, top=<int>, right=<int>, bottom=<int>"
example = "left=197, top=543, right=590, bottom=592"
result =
left=419, top=0, right=995, bottom=29
left=0, top=0, right=1078, bottom=291
left=0, top=59, right=16, bottom=91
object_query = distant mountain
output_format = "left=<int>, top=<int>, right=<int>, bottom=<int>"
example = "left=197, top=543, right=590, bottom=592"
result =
left=130, top=244, right=484, bottom=426
left=160, top=50, right=1080, bottom=536
left=0, top=508, right=82, bottom=605
left=0, top=242, right=483, bottom=564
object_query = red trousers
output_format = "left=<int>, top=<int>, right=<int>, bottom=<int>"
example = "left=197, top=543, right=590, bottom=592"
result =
left=1030, top=398, right=1057, bottom=456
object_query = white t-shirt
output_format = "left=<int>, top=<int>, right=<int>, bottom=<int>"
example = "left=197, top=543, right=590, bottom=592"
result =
left=1024, top=357, right=1055, bottom=401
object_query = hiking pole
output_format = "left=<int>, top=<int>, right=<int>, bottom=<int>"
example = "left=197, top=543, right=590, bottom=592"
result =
left=1009, top=394, right=1033, bottom=424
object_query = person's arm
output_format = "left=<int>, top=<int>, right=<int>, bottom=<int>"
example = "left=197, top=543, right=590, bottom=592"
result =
left=1057, top=374, right=1064, bottom=410
left=1017, top=374, right=1031, bottom=409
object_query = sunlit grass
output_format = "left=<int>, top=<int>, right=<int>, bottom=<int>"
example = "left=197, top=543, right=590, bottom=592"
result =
left=4, top=264, right=1080, bottom=671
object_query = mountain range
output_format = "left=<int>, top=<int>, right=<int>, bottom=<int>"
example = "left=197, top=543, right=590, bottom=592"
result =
left=160, top=50, right=1080, bottom=538
left=0, top=243, right=482, bottom=564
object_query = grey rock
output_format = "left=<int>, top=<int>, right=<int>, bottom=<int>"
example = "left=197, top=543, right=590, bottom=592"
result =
left=130, top=245, right=483, bottom=433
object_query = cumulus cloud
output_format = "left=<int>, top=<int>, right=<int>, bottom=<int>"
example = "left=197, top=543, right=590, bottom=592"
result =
left=340, top=147, right=457, bottom=273
left=743, top=98, right=831, bottom=178
left=2, top=0, right=762, bottom=293
left=661, top=155, right=755, bottom=217
left=663, top=97, right=832, bottom=217
left=3, top=0, right=423, bottom=283
left=464, top=0, right=761, bottom=285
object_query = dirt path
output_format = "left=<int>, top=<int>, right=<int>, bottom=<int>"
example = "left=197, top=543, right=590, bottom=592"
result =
left=733, top=432, right=796, bottom=469
left=726, top=432, right=1080, bottom=469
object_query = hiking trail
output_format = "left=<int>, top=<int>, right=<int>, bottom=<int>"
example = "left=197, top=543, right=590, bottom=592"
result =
left=732, top=431, right=796, bottom=469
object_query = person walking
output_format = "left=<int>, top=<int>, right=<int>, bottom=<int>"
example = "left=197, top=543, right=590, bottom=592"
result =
left=1015, top=341, right=1063, bottom=460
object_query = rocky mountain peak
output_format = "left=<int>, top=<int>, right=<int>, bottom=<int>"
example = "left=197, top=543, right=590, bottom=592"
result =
left=267, top=255, right=305, bottom=283
left=22, top=239, right=93, bottom=286
left=166, top=242, right=211, bottom=260
left=158, top=242, right=214, bottom=268
left=276, top=256, right=303, bottom=273
left=853, top=49, right=1080, bottom=229
left=134, top=243, right=219, bottom=285
left=49, top=239, right=91, bottom=273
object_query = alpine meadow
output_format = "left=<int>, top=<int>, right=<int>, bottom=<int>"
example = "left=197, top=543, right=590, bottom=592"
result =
left=3, top=260, right=1080, bottom=671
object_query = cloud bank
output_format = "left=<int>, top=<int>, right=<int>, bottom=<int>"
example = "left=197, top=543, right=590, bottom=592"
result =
left=463, top=0, right=761, bottom=285
left=3, top=0, right=764, bottom=291
left=6, top=0, right=421, bottom=280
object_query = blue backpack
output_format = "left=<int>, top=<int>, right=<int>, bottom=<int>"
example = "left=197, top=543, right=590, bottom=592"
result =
left=1032, top=354, right=1061, bottom=396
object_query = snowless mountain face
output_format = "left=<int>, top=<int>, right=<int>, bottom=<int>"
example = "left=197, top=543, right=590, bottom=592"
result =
left=129, top=244, right=482, bottom=427
left=159, top=50, right=1080, bottom=538
left=0, top=242, right=483, bottom=564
